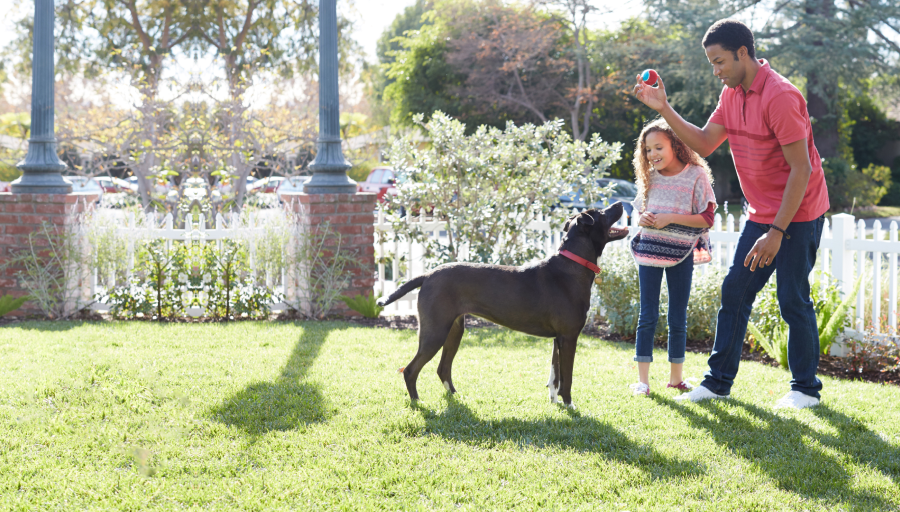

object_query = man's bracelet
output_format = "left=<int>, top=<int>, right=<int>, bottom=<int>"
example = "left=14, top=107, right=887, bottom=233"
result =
left=768, top=224, right=791, bottom=239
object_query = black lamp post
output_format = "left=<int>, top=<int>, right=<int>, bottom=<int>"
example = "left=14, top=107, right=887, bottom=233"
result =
left=304, top=0, right=356, bottom=194
left=12, top=0, right=71, bottom=194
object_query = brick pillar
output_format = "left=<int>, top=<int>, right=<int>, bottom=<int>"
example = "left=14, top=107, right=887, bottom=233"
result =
left=283, top=192, right=377, bottom=317
left=0, top=193, right=97, bottom=317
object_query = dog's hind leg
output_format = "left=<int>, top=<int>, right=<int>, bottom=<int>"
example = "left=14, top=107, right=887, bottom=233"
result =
left=547, top=338, right=561, bottom=404
left=403, top=320, right=453, bottom=402
left=436, top=314, right=465, bottom=394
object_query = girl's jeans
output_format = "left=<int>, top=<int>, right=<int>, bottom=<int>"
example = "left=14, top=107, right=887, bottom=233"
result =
left=700, top=217, right=825, bottom=398
left=634, top=255, right=694, bottom=364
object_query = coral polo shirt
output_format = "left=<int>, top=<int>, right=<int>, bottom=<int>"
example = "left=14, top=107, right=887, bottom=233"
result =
left=708, top=60, right=830, bottom=224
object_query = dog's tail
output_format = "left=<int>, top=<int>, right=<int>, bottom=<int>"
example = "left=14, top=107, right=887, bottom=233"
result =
left=377, top=275, right=427, bottom=307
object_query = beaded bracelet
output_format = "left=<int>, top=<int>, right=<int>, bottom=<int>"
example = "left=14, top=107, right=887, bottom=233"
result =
left=768, top=224, right=791, bottom=239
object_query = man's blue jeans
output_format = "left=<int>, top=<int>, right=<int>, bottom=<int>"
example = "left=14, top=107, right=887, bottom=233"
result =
left=635, top=255, right=694, bottom=364
left=700, top=217, right=825, bottom=398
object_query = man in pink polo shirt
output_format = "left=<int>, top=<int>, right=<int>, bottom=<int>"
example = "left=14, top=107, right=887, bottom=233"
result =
left=633, top=19, right=829, bottom=409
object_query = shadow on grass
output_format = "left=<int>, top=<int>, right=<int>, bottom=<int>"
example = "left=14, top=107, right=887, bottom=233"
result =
left=1, top=319, right=100, bottom=331
left=657, top=397, right=900, bottom=509
left=210, top=322, right=335, bottom=436
left=460, top=328, right=634, bottom=354
left=406, top=394, right=702, bottom=481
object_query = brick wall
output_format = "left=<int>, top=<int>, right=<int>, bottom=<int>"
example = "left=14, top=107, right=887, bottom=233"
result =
left=283, top=192, right=377, bottom=317
left=0, top=193, right=98, bottom=317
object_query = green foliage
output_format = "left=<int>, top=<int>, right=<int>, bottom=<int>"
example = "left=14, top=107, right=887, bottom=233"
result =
left=822, top=157, right=891, bottom=210
left=819, top=275, right=864, bottom=355
left=99, top=239, right=276, bottom=321
left=0, top=294, right=29, bottom=317
left=595, top=248, right=646, bottom=336
left=387, top=111, right=621, bottom=266
left=685, top=267, right=726, bottom=341
left=340, top=292, right=384, bottom=319
left=747, top=321, right=789, bottom=369
left=748, top=273, right=862, bottom=360
left=383, top=22, right=465, bottom=128
left=595, top=248, right=723, bottom=341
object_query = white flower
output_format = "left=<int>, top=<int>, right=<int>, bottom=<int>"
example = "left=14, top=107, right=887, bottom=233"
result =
left=135, top=312, right=144, bottom=318
left=241, top=312, right=248, bottom=318
left=202, top=273, right=212, bottom=283
left=178, top=273, right=188, bottom=283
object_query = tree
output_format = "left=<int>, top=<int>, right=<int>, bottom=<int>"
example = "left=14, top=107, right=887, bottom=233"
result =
left=644, top=0, right=900, bottom=159
left=444, top=1, right=571, bottom=127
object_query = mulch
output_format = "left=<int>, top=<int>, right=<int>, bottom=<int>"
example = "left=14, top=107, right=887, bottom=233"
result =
left=3, top=313, right=897, bottom=386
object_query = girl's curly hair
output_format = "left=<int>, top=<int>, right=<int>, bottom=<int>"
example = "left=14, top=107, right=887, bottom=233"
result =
left=632, top=118, right=714, bottom=208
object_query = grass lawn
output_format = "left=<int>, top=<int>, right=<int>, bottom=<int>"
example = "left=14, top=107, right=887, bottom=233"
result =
left=1, top=321, right=898, bottom=510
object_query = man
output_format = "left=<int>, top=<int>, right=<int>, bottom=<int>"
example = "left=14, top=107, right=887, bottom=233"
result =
left=633, top=19, right=830, bottom=409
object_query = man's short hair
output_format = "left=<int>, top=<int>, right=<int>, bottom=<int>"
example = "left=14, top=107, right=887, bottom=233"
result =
left=702, top=19, right=756, bottom=60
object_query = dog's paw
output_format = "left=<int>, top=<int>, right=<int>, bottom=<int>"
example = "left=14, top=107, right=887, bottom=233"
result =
left=566, top=402, right=577, bottom=411
left=549, top=387, right=559, bottom=404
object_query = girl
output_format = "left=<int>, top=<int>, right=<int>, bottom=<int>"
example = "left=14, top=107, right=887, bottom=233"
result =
left=629, top=118, right=717, bottom=396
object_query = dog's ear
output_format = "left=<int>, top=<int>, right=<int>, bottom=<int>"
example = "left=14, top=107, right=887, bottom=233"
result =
left=563, top=219, right=571, bottom=233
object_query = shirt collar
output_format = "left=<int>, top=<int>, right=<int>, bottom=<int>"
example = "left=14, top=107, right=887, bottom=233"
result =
left=741, top=59, right=770, bottom=95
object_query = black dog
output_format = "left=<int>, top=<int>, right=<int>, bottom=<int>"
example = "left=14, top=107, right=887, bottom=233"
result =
left=377, top=203, right=628, bottom=408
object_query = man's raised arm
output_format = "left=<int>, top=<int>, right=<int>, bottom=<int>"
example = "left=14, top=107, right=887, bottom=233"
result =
left=632, top=74, right=728, bottom=158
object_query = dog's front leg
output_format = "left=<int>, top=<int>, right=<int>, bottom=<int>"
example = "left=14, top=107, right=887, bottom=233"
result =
left=557, top=335, right=578, bottom=409
left=547, top=338, right=561, bottom=404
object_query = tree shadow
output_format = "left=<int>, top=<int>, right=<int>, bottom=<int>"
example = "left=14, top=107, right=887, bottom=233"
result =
left=403, top=394, right=702, bottom=481
left=657, top=397, right=899, bottom=509
left=209, top=322, right=333, bottom=436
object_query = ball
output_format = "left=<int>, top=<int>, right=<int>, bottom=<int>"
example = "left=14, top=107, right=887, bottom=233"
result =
left=641, top=69, right=658, bottom=86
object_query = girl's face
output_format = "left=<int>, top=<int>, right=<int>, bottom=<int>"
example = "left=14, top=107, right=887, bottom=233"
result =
left=644, top=131, right=683, bottom=174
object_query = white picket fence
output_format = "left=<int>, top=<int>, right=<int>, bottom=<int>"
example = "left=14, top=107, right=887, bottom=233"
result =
left=375, top=207, right=900, bottom=337
left=89, top=210, right=292, bottom=313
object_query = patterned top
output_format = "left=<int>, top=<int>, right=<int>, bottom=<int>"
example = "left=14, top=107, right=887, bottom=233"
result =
left=630, top=164, right=717, bottom=267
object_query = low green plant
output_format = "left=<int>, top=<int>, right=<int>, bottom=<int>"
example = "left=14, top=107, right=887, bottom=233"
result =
left=818, top=274, right=863, bottom=354
left=341, top=292, right=384, bottom=318
left=286, top=218, right=356, bottom=319
left=747, top=321, right=789, bottom=369
left=0, top=294, right=29, bottom=316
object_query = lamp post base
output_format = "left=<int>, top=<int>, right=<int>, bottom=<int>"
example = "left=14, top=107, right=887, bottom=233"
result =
left=11, top=171, right=72, bottom=195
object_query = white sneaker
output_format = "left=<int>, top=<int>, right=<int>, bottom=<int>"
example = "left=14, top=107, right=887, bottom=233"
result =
left=629, top=382, right=650, bottom=396
left=774, top=391, right=820, bottom=409
left=673, top=385, right=729, bottom=402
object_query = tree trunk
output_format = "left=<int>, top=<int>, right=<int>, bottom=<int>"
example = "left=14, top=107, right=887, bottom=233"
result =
left=805, top=0, right=839, bottom=158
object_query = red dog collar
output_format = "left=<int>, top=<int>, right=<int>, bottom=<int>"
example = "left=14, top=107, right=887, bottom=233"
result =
left=559, top=250, right=601, bottom=274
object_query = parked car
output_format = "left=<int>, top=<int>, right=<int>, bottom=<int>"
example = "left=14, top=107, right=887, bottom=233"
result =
left=250, top=176, right=285, bottom=194
left=94, top=176, right=138, bottom=193
left=558, top=178, right=637, bottom=221
left=276, top=176, right=311, bottom=203
left=65, top=176, right=104, bottom=201
left=357, top=167, right=398, bottom=202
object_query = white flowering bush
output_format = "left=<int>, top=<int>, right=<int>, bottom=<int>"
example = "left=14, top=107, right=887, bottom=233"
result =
left=386, top=112, right=622, bottom=266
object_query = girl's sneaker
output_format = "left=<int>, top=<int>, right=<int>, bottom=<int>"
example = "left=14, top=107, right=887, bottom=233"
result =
left=667, top=381, right=695, bottom=392
left=630, top=382, right=650, bottom=396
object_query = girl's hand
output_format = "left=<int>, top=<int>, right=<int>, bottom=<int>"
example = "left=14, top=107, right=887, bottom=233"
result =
left=652, top=214, right=672, bottom=229
left=639, top=212, right=656, bottom=227
left=633, top=74, right=668, bottom=112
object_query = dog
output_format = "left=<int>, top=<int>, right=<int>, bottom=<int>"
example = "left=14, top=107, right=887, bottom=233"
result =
left=377, top=203, right=628, bottom=408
